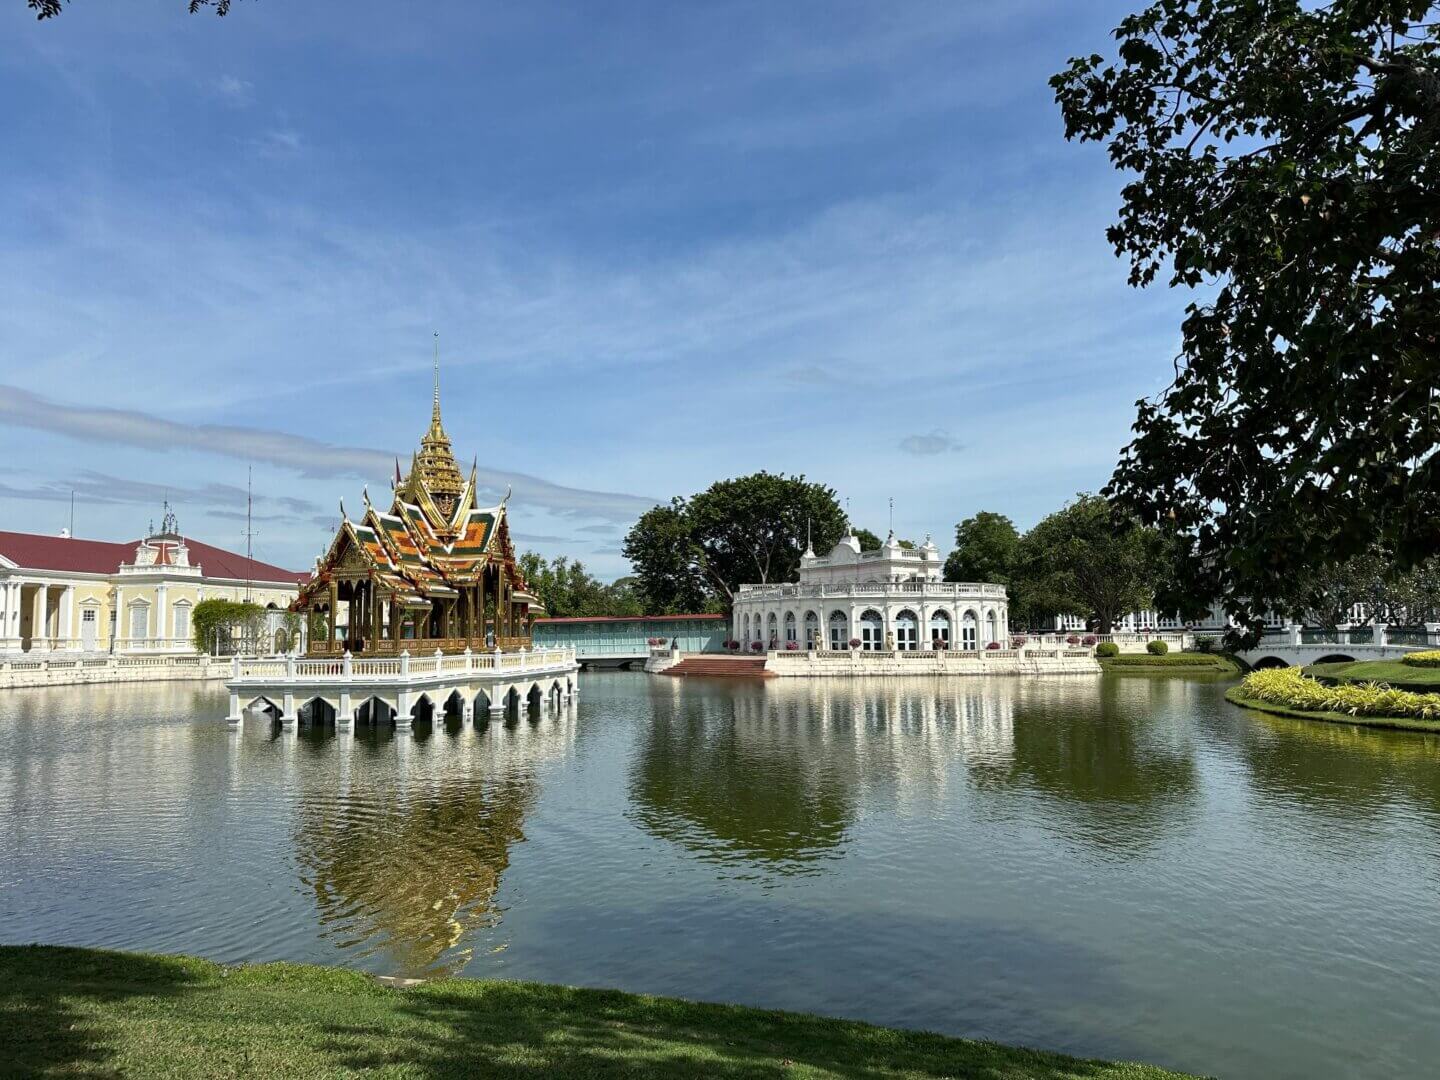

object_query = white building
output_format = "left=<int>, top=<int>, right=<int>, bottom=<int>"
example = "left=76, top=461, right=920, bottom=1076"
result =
left=731, top=530, right=1009, bottom=652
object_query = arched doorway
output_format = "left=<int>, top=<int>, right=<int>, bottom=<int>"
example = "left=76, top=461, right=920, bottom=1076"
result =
left=803, top=610, right=819, bottom=649
left=895, top=610, right=919, bottom=651
left=929, top=610, right=951, bottom=649
left=985, top=610, right=998, bottom=645
left=859, top=609, right=884, bottom=651
left=766, top=612, right=779, bottom=648
left=828, top=611, right=849, bottom=650
left=784, top=611, right=797, bottom=646
left=961, top=611, right=978, bottom=651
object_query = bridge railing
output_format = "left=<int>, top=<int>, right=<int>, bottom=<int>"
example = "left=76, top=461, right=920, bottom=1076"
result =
left=230, top=647, right=576, bottom=684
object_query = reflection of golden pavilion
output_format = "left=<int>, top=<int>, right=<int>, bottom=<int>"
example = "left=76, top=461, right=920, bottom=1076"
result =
left=294, top=359, right=543, bottom=657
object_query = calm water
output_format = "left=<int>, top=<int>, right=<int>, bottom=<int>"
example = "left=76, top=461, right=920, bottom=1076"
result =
left=3, top=671, right=1439, bottom=1079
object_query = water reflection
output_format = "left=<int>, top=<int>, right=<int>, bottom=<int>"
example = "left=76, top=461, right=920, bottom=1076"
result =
left=628, top=677, right=1018, bottom=876
left=966, top=677, right=1200, bottom=858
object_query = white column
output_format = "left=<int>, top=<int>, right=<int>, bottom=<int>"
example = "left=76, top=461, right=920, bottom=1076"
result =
left=112, top=585, right=124, bottom=651
left=60, top=585, right=76, bottom=650
left=0, top=581, right=11, bottom=650
left=33, top=585, right=50, bottom=652
left=155, top=584, right=168, bottom=647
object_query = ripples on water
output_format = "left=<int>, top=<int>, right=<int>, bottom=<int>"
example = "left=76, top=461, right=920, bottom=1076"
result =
left=2, top=671, right=1439, bottom=1080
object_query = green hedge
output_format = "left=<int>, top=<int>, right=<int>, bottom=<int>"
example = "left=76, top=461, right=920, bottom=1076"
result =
left=1146, top=639, right=1169, bottom=655
left=1100, top=653, right=1232, bottom=668
left=1401, top=650, right=1440, bottom=668
left=1096, top=641, right=1120, bottom=658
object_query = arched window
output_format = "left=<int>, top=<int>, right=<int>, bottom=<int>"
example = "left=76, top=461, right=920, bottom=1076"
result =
left=860, top=609, right=884, bottom=651
left=784, top=611, right=797, bottom=644
left=930, top=610, right=951, bottom=649
left=985, top=610, right=998, bottom=645
left=828, top=610, right=849, bottom=650
left=895, top=610, right=919, bottom=651
left=804, top=610, right=820, bottom=648
left=961, top=610, right=978, bottom=651
left=766, top=612, right=778, bottom=646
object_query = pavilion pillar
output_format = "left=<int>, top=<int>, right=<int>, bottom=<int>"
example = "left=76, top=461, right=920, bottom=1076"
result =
left=477, top=571, right=487, bottom=645
left=327, top=579, right=339, bottom=649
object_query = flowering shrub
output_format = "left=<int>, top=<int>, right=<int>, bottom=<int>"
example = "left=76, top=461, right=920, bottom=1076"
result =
left=1066, top=634, right=1080, bottom=646
left=1082, top=635, right=1097, bottom=647
left=1241, top=667, right=1440, bottom=720
left=985, top=641, right=1001, bottom=651
left=750, top=641, right=764, bottom=652
left=1401, top=650, right=1440, bottom=668
left=1146, top=639, right=1169, bottom=655
left=786, top=640, right=799, bottom=650
left=1011, top=636, right=1028, bottom=648
left=849, top=637, right=861, bottom=649
left=725, top=640, right=739, bottom=651
left=932, top=638, right=949, bottom=650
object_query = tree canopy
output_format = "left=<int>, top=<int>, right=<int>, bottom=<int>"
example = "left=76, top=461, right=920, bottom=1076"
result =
left=27, top=0, right=232, bottom=15
left=517, top=553, right=645, bottom=619
left=1053, top=1, right=1440, bottom=637
left=1014, top=494, right=1167, bottom=633
left=623, top=473, right=846, bottom=612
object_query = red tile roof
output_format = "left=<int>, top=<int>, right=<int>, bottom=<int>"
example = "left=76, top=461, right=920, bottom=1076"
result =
left=0, top=530, right=306, bottom=584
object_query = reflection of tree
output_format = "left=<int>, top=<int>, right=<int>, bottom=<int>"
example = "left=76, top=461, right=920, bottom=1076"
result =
left=628, top=690, right=856, bottom=875
left=293, top=775, right=534, bottom=977
left=1214, top=707, right=1440, bottom=823
left=967, top=676, right=1199, bottom=857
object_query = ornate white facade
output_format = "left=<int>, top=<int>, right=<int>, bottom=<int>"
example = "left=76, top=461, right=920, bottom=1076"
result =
left=730, top=530, right=1009, bottom=652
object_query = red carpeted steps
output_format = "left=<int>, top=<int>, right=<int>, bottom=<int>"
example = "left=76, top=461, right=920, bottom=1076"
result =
left=662, top=656, right=772, bottom=678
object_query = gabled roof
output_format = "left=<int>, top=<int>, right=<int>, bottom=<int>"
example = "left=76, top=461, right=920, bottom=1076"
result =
left=0, top=530, right=306, bottom=584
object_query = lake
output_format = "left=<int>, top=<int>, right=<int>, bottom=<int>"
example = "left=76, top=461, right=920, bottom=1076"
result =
left=2, top=671, right=1438, bottom=1079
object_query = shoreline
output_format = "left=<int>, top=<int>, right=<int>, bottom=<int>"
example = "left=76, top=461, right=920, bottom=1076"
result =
left=1225, top=687, right=1440, bottom=734
left=0, top=944, right=1200, bottom=1079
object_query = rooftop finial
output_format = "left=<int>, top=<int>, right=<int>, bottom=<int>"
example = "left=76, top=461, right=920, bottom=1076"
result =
left=432, top=331, right=441, bottom=423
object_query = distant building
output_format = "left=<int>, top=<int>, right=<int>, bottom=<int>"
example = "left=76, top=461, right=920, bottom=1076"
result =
left=730, top=528, right=1009, bottom=651
left=533, top=614, right=726, bottom=664
left=0, top=509, right=304, bottom=655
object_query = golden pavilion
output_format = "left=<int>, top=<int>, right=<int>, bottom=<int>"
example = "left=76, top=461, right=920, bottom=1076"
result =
left=294, top=365, right=542, bottom=656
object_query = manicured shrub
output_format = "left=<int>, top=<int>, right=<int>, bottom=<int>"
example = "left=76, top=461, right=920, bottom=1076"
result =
left=1401, top=650, right=1440, bottom=668
left=1240, top=667, right=1440, bottom=720
left=1146, top=640, right=1169, bottom=655
left=1194, top=635, right=1218, bottom=654
left=1096, top=642, right=1120, bottom=658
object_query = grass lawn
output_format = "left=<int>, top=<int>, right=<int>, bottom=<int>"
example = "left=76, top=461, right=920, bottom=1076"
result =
left=1099, top=653, right=1240, bottom=673
left=0, top=946, right=1202, bottom=1079
left=1305, top=659, right=1440, bottom=693
left=1225, top=687, right=1440, bottom=735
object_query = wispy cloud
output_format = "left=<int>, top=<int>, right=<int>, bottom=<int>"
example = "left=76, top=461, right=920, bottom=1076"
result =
left=253, top=128, right=302, bottom=158
left=898, top=430, right=966, bottom=456
left=214, top=74, right=254, bottom=106
left=0, top=386, right=658, bottom=524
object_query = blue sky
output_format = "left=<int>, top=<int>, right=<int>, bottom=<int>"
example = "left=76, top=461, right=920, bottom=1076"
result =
left=0, top=0, right=1186, bottom=579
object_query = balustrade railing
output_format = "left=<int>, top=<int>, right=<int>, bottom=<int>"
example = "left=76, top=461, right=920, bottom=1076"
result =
left=230, top=646, right=576, bottom=682
left=306, top=634, right=522, bottom=659
left=734, top=582, right=1007, bottom=601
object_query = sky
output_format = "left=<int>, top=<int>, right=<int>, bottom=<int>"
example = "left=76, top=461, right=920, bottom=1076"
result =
left=0, top=0, right=1189, bottom=579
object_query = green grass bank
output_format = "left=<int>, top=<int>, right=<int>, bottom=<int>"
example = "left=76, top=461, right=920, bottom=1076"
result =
left=0, top=946, right=1200, bottom=1079
left=1225, top=687, right=1440, bottom=735
left=1099, top=653, right=1240, bottom=674
left=1305, top=659, right=1440, bottom=693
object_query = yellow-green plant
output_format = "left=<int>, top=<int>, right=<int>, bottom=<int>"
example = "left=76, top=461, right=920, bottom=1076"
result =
left=1240, top=667, right=1440, bottom=720
left=1400, top=650, right=1440, bottom=668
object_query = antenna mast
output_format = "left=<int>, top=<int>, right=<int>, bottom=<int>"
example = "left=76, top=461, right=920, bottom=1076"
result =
left=69, top=489, right=74, bottom=538
left=244, top=467, right=255, bottom=603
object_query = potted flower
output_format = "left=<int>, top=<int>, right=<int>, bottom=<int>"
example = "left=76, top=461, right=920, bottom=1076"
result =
left=848, top=637, right=861, bottom=650
left=750, top=641, right=764, bottom=653
left=1082, top=635, right=1097, bottom=647
left=1066, top=634, right=1080, bottom=646
left=986, top=641, right=1001, bottom=650
left=785, top=640, right=799, bottom=651
left=725, top=639, right=739, bottom=652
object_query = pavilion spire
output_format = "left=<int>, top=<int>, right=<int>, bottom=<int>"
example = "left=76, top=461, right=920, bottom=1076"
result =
left=432, top=331, right=442, bottom=426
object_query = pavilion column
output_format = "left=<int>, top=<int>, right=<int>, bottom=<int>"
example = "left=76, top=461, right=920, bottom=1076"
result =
left=371, top=583, right=381, bottom=646
left=155, top=583, right=168, bottom=646
left=328, top=579, right=339, bottom=648
left=0, top=581, right=13, bottom=651
left=33, top=586, right=50, bottom=652
left=60, top=585, right=76, bottom=650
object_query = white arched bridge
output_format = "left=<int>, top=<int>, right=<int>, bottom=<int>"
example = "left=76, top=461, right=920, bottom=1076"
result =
left=224, top=647, right=580, bottom=728
left=1236, top=627, right=1435, bottom=670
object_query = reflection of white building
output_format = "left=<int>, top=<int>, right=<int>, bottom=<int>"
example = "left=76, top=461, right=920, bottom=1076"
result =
left=731, top=529, right=1009, bottom=651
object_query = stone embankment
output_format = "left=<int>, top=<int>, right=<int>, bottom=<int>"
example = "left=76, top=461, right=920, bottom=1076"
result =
left=0, top=654, right=227, bottom=690
left=646, top=647, right=1099, bottom=677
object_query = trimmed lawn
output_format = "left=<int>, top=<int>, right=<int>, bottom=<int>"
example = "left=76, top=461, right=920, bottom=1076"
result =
left=1305, top=659, right=1440, bottom=693
left=1225, top=687, right=1440, bottom=735
left=1100, top=653, right=1239, bottom=673
left=0, top=946, right=1202, bottom=1079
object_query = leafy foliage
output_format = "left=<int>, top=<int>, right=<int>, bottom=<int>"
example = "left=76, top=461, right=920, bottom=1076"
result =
left=191, top=599, right=265, bottom=655
left=1096, top=641, right=1121, bottom=657
left=1241, top=666, right=1440, bottom=719
left=1053, top=1, right=1440, bottom=637
left=517, top=553, right=646, bottom=618
left=27, top=0, right=233, bottom=16
left=1013, top=493, right=1167, bottom=632
left=1146, top=639, right=1170, bottom=655
left=854, top=528, right=882, bottom=552
left=1401, top=649, right=1440, bottom=667
left=623, top=473, right=846, bottom=612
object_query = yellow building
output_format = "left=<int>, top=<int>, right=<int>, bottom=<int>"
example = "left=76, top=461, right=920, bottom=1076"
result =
left=0, top=509, right=304, bottom=655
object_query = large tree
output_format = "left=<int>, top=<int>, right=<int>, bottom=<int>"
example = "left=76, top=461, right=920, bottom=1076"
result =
left=1053, top=1, right=1440, bottom=638
left=1015, top=494, right=1166, bottom=633
left=945, top=511, right=1029, bottom=623
left=518, top=554, right=652, bottom=619
left=623, top=473, right=846, bottom=612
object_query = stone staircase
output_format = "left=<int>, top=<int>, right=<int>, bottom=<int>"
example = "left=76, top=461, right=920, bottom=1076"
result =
left=660, top=656, right=771, bottom=678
